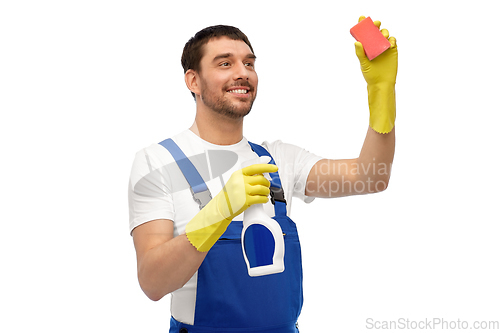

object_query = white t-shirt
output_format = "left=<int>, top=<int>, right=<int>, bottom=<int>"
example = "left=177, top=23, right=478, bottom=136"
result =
left=128, top=129, right=323, bottom=324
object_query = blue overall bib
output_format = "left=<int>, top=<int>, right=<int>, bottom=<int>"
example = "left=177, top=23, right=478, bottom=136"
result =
left=160, top=139, right=302, bottom=333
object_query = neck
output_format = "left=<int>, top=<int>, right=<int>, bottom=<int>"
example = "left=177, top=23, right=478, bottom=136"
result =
left=190, top=109, right=244, bottom=146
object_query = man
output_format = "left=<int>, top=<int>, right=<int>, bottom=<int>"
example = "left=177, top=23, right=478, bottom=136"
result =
left=129, top=19, right=397, bottom=332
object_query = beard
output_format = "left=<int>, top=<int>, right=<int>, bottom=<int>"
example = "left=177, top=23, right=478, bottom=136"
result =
left=199, top=78, right=256, bottom=119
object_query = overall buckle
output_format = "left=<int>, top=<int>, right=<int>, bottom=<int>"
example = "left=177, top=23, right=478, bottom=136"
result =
left=191, top=188, right=212, bottom=210
left=270, top=186, right=286, bottom=205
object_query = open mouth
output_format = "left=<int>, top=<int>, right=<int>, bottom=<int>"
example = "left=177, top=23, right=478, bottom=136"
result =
left=228, top=89, right=249, bottom=94
left=226, top=87, right=251, bottom=96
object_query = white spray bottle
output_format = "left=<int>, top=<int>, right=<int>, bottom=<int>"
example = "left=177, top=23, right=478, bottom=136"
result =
left=241, top=156, right=285, bottom=277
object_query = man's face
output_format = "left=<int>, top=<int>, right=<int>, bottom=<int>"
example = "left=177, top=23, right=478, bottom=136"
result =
left=196, top=37, right=258, bottom=119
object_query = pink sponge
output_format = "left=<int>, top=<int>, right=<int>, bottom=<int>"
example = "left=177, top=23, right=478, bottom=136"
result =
left=350, top=17, right=391, bottom=60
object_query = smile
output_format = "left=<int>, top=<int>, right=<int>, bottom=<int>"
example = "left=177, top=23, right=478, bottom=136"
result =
left=227, top=88, right=248, bottom=94
left=227, top=88, right=249, bottom=94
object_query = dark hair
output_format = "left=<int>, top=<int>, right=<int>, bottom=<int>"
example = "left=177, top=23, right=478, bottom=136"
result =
left=181, top=25, right=255, bottom=99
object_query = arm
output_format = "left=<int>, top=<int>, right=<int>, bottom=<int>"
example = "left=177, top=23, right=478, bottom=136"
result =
left=133, top=219, right=207, bottom=301
left=132, top=161, right=278, bottom=301
left=306, top=17, right=397, bottom=198
left=305, top=126, right=394, bottom=198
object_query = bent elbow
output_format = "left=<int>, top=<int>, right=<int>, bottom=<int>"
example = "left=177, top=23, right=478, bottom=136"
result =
left=146, top=292, right=164, bottom=302
left=140, top=282, right=166, bottom=302
left=138, top=273, right=181, bottom=302
left=138, top=274, right=167, bottom=302
left=372, top=176, right=390, bottom=193
left=355, top=175, right=390, bottom=195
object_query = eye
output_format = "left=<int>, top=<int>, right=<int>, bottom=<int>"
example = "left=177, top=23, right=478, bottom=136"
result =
left=220, top=62, right=230, bottom=67
left=245, top=61, right=256, bottom=70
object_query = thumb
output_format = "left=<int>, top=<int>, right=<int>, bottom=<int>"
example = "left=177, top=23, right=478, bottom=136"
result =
left=354, top=41, right=368, bottom=62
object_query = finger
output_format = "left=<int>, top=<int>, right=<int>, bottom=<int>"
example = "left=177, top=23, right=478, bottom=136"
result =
left=389, top=36, right=397, bottom=48
left=358, top=16, right=366, bottom=23
left=373, top=20, right=381, bottom=29
left=247, top=193, right=270, bottom=206
left=242, top=163, right=278, bottom=176
left=381, top=28, right=389, bottom=39
left=246, top=184, right=271, bottom=197
left=354, top=41, right=368, bottom=61
left=247, top=174, right=271, bottom=187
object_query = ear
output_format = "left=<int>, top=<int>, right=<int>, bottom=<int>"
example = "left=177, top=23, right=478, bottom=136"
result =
left=185, top=69, right=200, bottom=96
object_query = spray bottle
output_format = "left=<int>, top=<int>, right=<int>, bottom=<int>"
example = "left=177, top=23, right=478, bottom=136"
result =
left=241, top=156, right=285, bottom=277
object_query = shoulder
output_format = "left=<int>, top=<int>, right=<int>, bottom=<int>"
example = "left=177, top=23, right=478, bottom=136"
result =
left=129, top=130, right=193, bottom=183
left=133, top=130, right=195, bottom=167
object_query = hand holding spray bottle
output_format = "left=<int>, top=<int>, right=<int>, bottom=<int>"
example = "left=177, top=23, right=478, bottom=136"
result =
left=241, top=156, right=285, bottom=277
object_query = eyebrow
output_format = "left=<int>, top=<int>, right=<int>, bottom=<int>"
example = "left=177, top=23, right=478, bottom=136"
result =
left=212, top=53, right=257, bottom=62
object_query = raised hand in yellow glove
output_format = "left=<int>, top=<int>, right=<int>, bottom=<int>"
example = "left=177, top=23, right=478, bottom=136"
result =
left=186, top=157, right=278, bottom=252
left=355, top=16, right=398, bottom=134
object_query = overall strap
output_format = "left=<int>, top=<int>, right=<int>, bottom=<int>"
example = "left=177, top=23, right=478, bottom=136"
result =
left=159, top=138, right=212, bottom=210
left=248, top=142, right=287, bottom=217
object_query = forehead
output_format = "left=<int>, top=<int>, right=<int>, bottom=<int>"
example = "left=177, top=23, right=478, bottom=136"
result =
left=201, top=36, right=254, bottom=62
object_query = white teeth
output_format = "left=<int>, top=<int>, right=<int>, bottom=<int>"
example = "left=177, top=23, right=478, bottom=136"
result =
left=229, top=89, right=248, bottom=94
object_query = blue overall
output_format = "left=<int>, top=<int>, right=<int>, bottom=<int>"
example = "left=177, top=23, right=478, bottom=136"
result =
left=160, top=139, right=302, bottom=333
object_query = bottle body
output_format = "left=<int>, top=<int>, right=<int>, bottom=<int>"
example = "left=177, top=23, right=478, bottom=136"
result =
left=241, top=204, right=285, bottom=277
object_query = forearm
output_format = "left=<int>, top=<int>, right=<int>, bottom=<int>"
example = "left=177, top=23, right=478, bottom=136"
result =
left=356, top=125, right=395, bottom=190
left=138, top=233, right=207, bottom=301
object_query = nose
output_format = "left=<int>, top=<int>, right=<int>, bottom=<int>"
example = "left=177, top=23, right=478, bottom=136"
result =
left=233, top=62, right=250, bottom=81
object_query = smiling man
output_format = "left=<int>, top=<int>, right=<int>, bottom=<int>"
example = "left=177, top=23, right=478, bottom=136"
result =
left=129, top=22, right=398, bottom=333
left=188, top=44, right=257, bottom=120
left=184, top=32, right=259, bottom=143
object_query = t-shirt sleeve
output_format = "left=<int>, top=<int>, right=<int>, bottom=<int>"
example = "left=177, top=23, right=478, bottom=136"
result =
left=263, top=140, right=323, bottom=204
left=128, top=146, right=175, bottom=234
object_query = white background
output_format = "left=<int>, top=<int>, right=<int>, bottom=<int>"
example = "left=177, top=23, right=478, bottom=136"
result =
left=1, top=0, right=499, bottom=332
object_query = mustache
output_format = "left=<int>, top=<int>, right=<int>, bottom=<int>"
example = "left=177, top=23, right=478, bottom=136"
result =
left=226, top=81, right=254, bottom=91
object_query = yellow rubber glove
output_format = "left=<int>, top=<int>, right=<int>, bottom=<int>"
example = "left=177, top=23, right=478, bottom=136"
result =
left=185, top=159, right=278, bottom=252
left=355, top=16, right=398, bottom=134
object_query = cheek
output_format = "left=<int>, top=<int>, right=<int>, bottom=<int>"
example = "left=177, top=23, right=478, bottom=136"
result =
left=203, top=72, right=227, bottom=90
left=251, top=72, right=258, bottom=88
